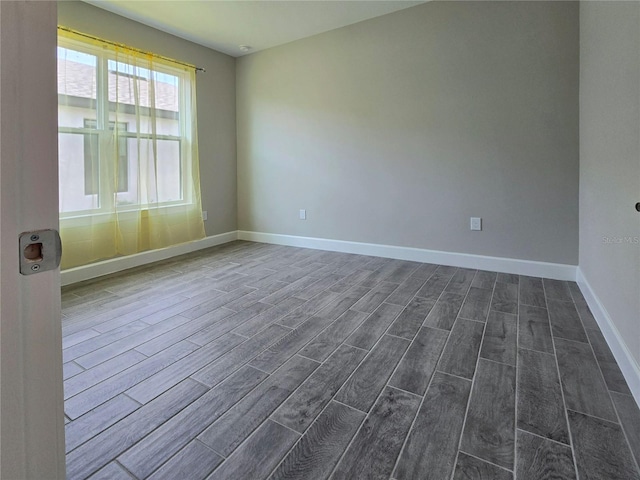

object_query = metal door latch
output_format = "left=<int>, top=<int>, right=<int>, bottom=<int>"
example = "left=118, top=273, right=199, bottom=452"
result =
left=19, top=230, right=62, bottom=275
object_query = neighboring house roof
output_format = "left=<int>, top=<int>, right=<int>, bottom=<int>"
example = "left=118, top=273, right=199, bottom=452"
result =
left=58, top=58, right=179, bottom=112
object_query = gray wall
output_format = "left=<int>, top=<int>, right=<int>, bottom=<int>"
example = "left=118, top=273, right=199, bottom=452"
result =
left=236, top=1, right=579, bottom=265
left=58, top=1, right=237, bottom=236
left=579, top=2, right=640, bottom=365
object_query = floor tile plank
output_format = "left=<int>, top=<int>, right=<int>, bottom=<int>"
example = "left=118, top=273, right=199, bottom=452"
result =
left=423, top=292, right=465, bottom=331
left=496, top=273, right=519, bottom=285
left=345, top=303, right=403, bottom=350
left=63, top=320, right=149, bottom=363
left=271, top=345, right=367, bottom=433
left=387, top=296, right=436, bottom=340
left=297, top=273, right=345, bottom=301
left=555, top=338, right=617, bottom=422
left=480, top=311, right=517, bottom=366
left=298, top=310, right=369, bottom=362
left=180, top=286, right=257, bottom=320
left=232, top=297, right=306, bottom=337
left=459, top=286, right=492, bottom=322
left=270, top=401, right=365, bottom=480
left=63, top=361, right=84, bottom=381
left=315, top=285, right=371, bottom=320
left=118, top=366, right=267, bottom=479
left=471, top=271, right=497, bottom=290
left=568, top=409, right=640, bottom=480
left=87, top=462, right=132, bottom=480
left=517, top=348, right=569, bottom=444
left=445, top=268, right=477, bottom=295
left=64, top=299, right=153, bottom=336
left=134, top=309, right=235, bottom=356
left=519, top=276, right=546, bottom=308
left=516, top=430, right=576, bottom=480
left=518, top=305, right=554, bottom=354
left=567, top=283, right=599, bottom=330
left=547, top=299, right=588, bottom=344
left=389, top=327, right=448, bottom=395
left=586, top=327, right=632, bottom=395
left=394, top=372, right=471, bottom=480
left=279, top=290, right=343, bottom=328
left=188, top=302, right=276, bottom=346
left=385, top=264, right=438, bottom=306
left=461, top=359, right=516, bottom=470
left=147, top=440, right=223, bottom=480
left=384, top=261, right=421, bottom=284
left=491, top=282, right=518, bottom=315
left=127, top=331, right=247, bottom=402
left=250, top=315, right=336, bottom=373
left=437, top=318, right=484, bottom=379
left=332, top=387, right=421, bottom=480
left=612, top=392, right=640, bottom=470
left=335, top=335, right=410, bottom=412
left=62, top=328, right=101, bottom=350
left=74, top=314, right=193, bottom=369
left=453, top=452, right=513, bottom=480
left=189, top=324, right=290, bottom=388
left=66, top=378, right=208, bottom=480
left=328, top=272, right=372, bottom=294
left=65, top=394, right=140, bottom=453
left=415, top=268, right=455, bottom=302
left=65, top=340, right=199, bottom=419
left=543, top=278, right=573, bottom=302
left=207, top=420, right=299, bottom=480
left=261, top=275, right=326, bottom=306
left=351, top=281, right=399, bottom=313
left=64, top=350, right=146, bottom=399
left=198, top=355, right=319, bottom=457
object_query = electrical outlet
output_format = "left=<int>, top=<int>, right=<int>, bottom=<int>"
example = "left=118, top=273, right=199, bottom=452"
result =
left=202, top=210, right=208, bottom=221
left=470, top=217, right=482, bottom=231
left=299, top=209, right=306, bottom=220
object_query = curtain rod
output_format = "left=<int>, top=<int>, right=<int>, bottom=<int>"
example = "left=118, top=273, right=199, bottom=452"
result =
left=57, top=26, right=206, bottom=73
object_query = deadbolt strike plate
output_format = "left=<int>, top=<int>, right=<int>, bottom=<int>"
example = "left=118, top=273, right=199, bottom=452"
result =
left=19, top=229, right=62, bottom=275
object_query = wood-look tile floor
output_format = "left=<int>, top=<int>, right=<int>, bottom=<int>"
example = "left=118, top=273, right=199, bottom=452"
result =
left=62, top=241, right=640, bottom=480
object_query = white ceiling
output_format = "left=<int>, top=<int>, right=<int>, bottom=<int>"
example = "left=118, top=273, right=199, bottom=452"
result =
left=83, top=0, right=425, bottom=57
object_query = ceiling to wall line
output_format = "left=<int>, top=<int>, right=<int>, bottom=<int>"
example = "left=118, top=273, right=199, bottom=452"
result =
left=83, top=0, right=426, bottom=57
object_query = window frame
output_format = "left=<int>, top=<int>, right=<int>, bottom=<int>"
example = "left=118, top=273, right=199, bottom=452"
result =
left=57, top=35, right=194, bottom=219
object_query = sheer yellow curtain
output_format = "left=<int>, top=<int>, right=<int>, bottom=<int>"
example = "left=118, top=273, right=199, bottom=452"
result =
left=57, top=29, right=205, bottom=269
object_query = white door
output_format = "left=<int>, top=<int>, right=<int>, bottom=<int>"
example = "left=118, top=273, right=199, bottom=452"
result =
left=0, top=1, right=65, bottom=478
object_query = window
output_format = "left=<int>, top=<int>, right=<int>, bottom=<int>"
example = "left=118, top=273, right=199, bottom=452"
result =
left=58, top=38, right=191, bottom=215
left=57, top=28, right=205, bottom=270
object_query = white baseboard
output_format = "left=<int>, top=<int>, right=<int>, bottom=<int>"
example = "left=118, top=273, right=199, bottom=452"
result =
left=576, top=268, right=640, bottom=405
left=237, top=230, right=577, bottom=280
left=61, top=231, right=238, bottom=286
left=62, top=229, right=578, bottom=285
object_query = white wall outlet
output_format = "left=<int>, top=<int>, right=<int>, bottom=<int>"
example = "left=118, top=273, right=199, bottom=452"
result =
left=202, top=210, right=208, bottom=221
left=299, top=209, right=306, bottom=220
left=470, top=217, right=482, bottom=231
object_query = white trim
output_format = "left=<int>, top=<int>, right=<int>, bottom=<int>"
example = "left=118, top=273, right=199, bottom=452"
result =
left=237, top=230, right=577, bottom=280
left=62, top=229, right=578, bottom=285
left=61, top=231, right=237, bottom=286
left=576, top=268, right=640, bottom=405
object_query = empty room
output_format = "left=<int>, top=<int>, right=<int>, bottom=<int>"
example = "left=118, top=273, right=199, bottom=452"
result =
left=1, top=0, right=639, bottom=479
